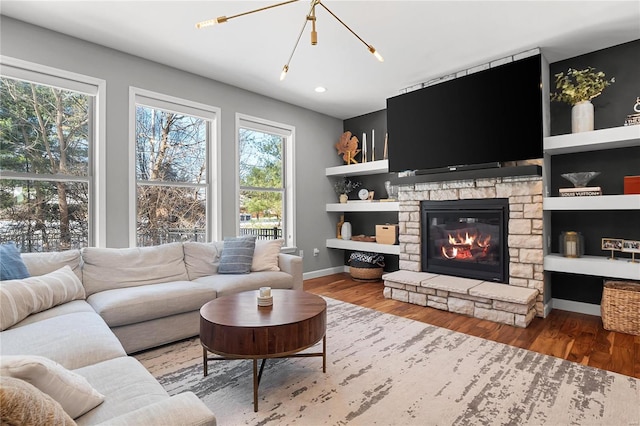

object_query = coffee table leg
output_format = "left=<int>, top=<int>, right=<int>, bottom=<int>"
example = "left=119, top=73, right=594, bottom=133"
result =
left=203, top=347, right=208, bottom=377
left=322, top=335, right=327, bottom=373
left=252, top=359, right=258, bottom=412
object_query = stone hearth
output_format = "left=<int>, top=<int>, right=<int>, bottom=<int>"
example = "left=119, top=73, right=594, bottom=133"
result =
left=383, top=174, right=545, bottom=326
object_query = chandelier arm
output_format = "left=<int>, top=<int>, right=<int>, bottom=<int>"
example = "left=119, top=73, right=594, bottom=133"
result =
left=283, top=0, right=318, bottom=67
left=317, top=1, right=369, bottom=49
left=227, top=0, right=300, bottom=21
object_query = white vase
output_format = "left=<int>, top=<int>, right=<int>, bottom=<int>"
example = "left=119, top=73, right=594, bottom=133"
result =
left=571, top=100, right=594, bottom=133
left=341, top=222, right=352, bottom=240
left=339, top=194, right=348, bottom=204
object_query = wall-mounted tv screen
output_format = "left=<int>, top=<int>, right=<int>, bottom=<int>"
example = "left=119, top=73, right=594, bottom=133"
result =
left=386, top=54, right=542, bottom=173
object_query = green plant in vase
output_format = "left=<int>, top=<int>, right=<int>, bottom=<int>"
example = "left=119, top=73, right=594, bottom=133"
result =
left=333, top=177, right=360, bottom=203
left=551, top=66, right=615, bottom=133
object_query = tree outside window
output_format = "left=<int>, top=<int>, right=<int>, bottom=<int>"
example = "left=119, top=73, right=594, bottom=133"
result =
left=135, top=103, right=209, bottom=246
left=238, top=126, right=284, bottom=241
left=0, top=77, right=91, bottom=252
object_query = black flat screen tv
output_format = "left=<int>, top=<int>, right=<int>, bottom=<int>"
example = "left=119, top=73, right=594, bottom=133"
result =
left=386, top=54, right=542, bottom=173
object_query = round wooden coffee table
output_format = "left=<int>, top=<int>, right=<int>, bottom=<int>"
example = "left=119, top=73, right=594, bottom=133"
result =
left=200, top=289, right=327, bottom=411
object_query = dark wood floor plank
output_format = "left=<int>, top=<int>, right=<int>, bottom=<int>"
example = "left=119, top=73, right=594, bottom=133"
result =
left=304, top=273, right=639, bottom=378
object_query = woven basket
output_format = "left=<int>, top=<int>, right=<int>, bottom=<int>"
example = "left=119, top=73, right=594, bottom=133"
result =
left=601, top=280, right=640, bottom=336
left=349, top=266, right=384, bottom=282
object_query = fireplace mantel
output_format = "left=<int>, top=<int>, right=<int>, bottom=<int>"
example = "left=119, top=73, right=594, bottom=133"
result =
left=390, top=165, right=541, bottom=186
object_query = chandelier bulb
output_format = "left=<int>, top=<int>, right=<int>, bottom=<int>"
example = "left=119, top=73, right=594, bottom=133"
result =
left=280, top=65, right=289, bottom=81
left=195, top=16, right=228, bottom=29
left=368, top=45, right=384, bottom=62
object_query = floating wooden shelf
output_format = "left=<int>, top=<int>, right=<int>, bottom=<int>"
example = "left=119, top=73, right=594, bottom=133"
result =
left=326, top=202, right=399, bottom=212
left=326, top=238, right=400, bottom=255
left=543, top=125, right=640, bottom=155
left=325, top=160, right=389, bottom=177
left=544, top=254, right=640, bottom=280
left=543, top=194, right=640, bottom=210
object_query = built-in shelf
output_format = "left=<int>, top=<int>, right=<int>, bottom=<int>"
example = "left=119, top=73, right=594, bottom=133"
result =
left=326, top=238, right=400, bottom=255
left=544, top=254, right=640, bottom=280
left=325, top=159, right=389, bottom=177
left=543, top=194, right=640, bottom=210
left=543, top=125, right=640, bottom=155
left=326, top=202, right=399, bottom=212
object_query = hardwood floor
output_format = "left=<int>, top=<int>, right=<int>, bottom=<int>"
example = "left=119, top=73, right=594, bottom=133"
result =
left=304, top=273, right=640, bottom=379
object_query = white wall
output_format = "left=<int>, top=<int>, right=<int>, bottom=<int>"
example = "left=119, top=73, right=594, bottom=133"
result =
left=0, top=16, right=344, bottom=273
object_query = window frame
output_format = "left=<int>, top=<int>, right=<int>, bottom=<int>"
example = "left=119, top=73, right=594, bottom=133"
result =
left=129, top=87, right=221, bottom=246
left=235, top=113, right=296, bottom=249
left=0, top=56, right=106, bottom=248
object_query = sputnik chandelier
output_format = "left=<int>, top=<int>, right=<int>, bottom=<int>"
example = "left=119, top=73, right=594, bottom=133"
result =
left=196, top=0, right=384, bottom=81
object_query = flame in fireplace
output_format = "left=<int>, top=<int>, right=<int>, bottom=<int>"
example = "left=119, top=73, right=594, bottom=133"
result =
left=441, top=231, right=491, bottom=260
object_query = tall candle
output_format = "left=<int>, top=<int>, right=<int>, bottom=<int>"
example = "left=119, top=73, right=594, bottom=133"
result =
left=362, top=133, right=367, bottom=162
left=372, top=129, right=375, bottom=161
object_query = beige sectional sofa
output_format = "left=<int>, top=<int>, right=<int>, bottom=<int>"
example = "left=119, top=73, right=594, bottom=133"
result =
left=0, top=240, right=303, bottom=425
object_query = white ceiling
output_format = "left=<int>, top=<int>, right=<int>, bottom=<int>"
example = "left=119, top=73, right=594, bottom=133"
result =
left=2, top=1, right=639, bottom=119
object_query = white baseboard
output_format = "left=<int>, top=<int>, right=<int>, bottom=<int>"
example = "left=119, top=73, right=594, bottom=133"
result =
left=303, top=266, right=347, bottom=280
left=551, top=298, right=601, bottom=317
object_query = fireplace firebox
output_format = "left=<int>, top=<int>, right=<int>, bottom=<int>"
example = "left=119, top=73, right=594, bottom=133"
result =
left=421, top=199, right=509, bottom=282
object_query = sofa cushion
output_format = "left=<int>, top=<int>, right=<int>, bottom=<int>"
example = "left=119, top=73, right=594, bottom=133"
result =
left=0, top=355, right=104, bottom=419
left=81, top=243, right=189, bottom=296
left=21, top=249, right=82, bottom=280
left=218, top=236, right=256, bottom=274
left=73, top=356, right=168, bottom=426
left=87, top=281, right=217, bottom=327
left=0, top=265, right=86, bottom=331
left=10, top=300, right=95, bottom=329
left=0, top=311, right=126, bottom=370
left=183, top=241, right=224, bottom=280
left=0, top=376, right=76, bottom=426
left=0, top=242, right=30, bottom=280
left=195, top=270, right=294, bottom=297
left=252, top=239, right=284, bottom=272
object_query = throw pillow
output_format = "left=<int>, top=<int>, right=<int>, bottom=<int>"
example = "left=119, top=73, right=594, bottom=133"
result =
left=218, top=236, right=256, bottom=274
left=0, top=265, right=86, bottom=331
left=0, top=242, right=30, bottom=281
left=0, top=355, right=104, bottom=419
left=252, top=239, right=284, bottom=272
left=0, top=376, right=77, bottom=425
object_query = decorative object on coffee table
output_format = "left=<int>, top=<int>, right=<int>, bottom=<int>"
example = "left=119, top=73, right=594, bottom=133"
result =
left=335, top=131, right=360, bottom=164
left=602, top=237, right=624, bottom=260
left=551, top=66, right=615, bottom=133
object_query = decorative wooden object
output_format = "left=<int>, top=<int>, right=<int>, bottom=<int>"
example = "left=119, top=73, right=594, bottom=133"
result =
left=335, top=131, right=360, bottom=164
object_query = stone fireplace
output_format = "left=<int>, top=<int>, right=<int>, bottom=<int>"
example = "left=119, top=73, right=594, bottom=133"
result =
left=383, top=173, right=545, bottom=327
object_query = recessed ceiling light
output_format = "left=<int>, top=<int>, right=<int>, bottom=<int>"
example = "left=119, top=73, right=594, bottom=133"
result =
left=315, top=86, right=327, bottom=93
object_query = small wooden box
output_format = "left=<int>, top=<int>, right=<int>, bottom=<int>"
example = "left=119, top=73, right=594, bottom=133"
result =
left=376, top=224, right=398, bottom=245
left=624, top=176, right=640, bottom=194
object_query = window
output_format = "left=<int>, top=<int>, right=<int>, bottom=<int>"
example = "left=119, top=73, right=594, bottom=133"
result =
left=131, top=89, right=218, bottom=246
left=0, top=61, right=101, bottom=252
left=237, top=114, right=295, bottom=248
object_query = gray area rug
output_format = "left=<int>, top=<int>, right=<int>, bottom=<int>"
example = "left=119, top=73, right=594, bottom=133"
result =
left=135, top=297, right=639, bottom=425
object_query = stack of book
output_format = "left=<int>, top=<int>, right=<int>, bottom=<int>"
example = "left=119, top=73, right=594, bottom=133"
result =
left=559, top=186, right=602, bottom=197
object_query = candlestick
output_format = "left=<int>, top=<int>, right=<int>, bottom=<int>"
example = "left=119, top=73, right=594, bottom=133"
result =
left=260, top=287, right=271, bottom=297
left=372, top=129, right=375, bottom=161
left=362, top=133, right=367, bottom=162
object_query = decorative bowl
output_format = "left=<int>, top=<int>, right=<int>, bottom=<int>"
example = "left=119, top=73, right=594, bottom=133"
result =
left=561, top=172, right=601, bottom=188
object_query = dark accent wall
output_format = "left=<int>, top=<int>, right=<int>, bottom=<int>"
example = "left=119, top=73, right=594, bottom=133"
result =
left=549, top=39, right=640, bottom=135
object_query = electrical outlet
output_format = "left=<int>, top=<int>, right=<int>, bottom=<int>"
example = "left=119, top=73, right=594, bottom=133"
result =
left=313, top=248, right=319, bottom=256
left=299, top=249, right=304, bottom=258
